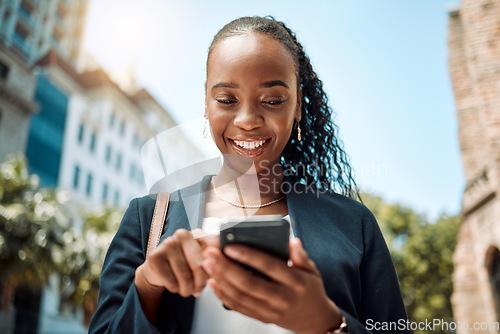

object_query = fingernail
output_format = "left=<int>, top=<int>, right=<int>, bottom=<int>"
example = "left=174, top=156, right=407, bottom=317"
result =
left=203, top=249, right=216, bottom=259
left=207, top=278, right=216, bottom=290
left=193, top=291, right=201, bottom=298
left=202, top=259, right=214, bottom=274
left=224, top=245, right=240, bottom=258
left=295, top=238, right=303, bottom=247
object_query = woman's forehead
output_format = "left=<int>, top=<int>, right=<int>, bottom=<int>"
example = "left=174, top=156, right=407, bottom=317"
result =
left=207, top=33, right=297, bottom=83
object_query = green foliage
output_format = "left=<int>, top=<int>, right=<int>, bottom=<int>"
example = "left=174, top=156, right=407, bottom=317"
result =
left=63, top=207, right=122, bottom=306
left=0, top=153, right=123, bottom=310
left=362, top=193, right=460, bottom=334
left=0, top=153, right=73, bottom=286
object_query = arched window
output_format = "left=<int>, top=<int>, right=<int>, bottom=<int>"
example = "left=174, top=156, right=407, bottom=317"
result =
left=486, top=246, right=500, bottom=320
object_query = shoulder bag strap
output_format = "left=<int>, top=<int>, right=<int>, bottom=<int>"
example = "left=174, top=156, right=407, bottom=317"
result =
left=146, top=192, right=170, bottom=259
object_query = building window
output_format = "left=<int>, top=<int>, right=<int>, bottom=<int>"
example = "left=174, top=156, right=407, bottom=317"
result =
left=19, top=1, right=33, bottom=19
left=77, top=123, right=84, bottom=144
left=488, top=247, right=500, bottom=320
left=0, top=61, right=9, bottom=80
left=116, top=152, right=122, bottom=171
left=13, top=23, right=29, bottom=54
left=119, top=120, right=125, bottom=136
left=132, top=132, right=137, bottom=147
left=102, top=183, right=108, bottom=201
left=89, top=131, right=96, bottom=152
left=14, top=24, right=29, bottom=40
left=137, top=169, right=144, bottom=184
left=85, top=173, right=93, bottom=197
left=114, top=190, right=120, bottom=205
left=109, top=112, right=115, bottom=128
left=105, top=145, right=112, bottom=164
left=129, top=163, right=135, bottom=180
left=132, top=132, right=142, bottom=148
left=73, top=165, right=80, bottom=189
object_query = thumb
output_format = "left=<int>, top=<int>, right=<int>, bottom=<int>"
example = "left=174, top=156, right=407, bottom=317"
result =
left=289, top=238, right=318, bottom=273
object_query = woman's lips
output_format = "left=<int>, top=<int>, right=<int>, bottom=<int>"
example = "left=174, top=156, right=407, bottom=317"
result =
left=228, top=138, right=271, bottom=157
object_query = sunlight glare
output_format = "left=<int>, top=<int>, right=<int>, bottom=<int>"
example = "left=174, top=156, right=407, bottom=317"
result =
left=99, top=3, right=154, bottom=68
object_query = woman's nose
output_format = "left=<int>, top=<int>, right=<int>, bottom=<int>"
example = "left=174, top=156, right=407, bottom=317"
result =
left=233, top=104, right=263, bottom=131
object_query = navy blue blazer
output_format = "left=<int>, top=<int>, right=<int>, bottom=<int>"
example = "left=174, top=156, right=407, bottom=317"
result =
left=89, top=176, right=409, bottom=333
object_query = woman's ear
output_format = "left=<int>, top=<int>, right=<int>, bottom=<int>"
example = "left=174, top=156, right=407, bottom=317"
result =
left=295, top=87, right=302, bottom=122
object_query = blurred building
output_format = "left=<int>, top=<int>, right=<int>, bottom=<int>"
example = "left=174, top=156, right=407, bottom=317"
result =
left=0, top=0, right=88, bottom=66
left=1, top=1, right=205, bottom=334
left=32, top=50, right=203, bottom=208
left=0, top=0, right=89, bottom=163
left=28, top=49, right=203, bottom=334
left=0, top=42, right=38, bottom=162
left=449, top=0, right=500, bottom=332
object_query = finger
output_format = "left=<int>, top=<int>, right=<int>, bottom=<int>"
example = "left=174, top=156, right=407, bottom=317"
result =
left=289, top=238, right=319, bottom=274
left=207, top=278, right=281, bottom=324
left=146, top=247, right=179, bottom=293
left=164, top=233, right=195, bottom=297
left=191, top=228, right=219, bottom=248
left=196, top=234, right=220, bottom=249
left=191, top=228, right=206, bottom=239
left=203, top=247, right=287, bottom=307
left=221, top=244, right=296, bottom=286
left=176, top=230, right=209, bottom=295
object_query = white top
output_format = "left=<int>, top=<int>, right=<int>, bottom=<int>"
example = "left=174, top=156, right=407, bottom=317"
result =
left=190, top=215, right=295, bottom=334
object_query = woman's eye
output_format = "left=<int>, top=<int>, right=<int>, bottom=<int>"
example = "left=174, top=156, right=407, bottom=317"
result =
left=263, top=100, right=284, bottom=105
left=216, top=99, right=236, bottom=105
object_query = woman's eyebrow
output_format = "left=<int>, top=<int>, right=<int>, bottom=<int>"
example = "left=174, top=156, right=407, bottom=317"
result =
left=211, top=80, right=289, bottom=90
left=259, top=80, right=289, bottom=89
left=212, top=82, right=238, bottom=90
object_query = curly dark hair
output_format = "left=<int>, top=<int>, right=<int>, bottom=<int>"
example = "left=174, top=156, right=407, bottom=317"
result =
left=207, top=16, right=360, bottom=200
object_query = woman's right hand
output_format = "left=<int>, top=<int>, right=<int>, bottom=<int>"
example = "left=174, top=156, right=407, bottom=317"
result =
left=134, top=228, right=217, bottom=321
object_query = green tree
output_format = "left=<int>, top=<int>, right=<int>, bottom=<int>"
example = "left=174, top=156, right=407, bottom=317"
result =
left=0, top=153, right=81, bottom=312
left=0, top=154, right=73, bottom=286
left=60, top=206, right=122, bottom=325
left=0, top=154, right=124, bottom=326
left=363, top=194, right=460, bottom=333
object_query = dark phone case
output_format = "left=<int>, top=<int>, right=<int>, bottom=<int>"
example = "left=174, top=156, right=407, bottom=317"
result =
left=220, top=219, right=290, bottom=261
left=219, top=219, right=290, bottom=310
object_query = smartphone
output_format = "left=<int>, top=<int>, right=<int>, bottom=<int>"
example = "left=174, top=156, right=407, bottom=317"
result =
left=220, top=215, right=290, bottom=277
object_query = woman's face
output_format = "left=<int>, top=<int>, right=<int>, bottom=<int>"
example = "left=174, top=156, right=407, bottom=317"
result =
left=206, top=32, right=301, bottom=174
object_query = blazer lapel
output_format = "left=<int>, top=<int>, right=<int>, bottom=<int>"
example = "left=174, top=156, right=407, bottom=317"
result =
left=158, top=175, right=212, bottom=244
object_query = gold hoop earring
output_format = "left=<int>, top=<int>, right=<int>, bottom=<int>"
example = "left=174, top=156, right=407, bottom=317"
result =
left=297, top=123, right=302, bottom=142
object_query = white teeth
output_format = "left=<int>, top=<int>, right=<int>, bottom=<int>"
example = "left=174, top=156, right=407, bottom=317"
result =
left=233, top=140, right=267, bottom=150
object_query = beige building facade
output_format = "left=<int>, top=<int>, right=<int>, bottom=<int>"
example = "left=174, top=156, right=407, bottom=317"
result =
left=0, top=43, right=38, bottom=163
left=449, top=0, right=500, bottom=332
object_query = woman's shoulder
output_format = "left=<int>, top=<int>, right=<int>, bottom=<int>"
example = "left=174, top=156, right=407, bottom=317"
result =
left=132, top=175, right=210, bottom=221
left=289, top=181, right=372, bottom=219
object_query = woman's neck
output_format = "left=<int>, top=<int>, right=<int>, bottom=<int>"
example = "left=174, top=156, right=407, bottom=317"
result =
left=204, top=162, right=289, bottom=218
left=213, top=162, right=285, bottom=198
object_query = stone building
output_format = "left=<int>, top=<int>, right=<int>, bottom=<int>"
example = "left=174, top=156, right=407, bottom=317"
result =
left=449, top=0, right=500, bottom=332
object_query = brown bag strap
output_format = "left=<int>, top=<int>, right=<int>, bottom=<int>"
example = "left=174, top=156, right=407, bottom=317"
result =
left=146, top=192, right=170, bottom=259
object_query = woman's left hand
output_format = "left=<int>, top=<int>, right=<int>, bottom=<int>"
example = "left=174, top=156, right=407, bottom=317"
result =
left=202, top=238, right=343, bottom=334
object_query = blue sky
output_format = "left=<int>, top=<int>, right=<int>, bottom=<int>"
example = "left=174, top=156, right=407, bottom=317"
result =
left=84, top=0, right=463, bottom=219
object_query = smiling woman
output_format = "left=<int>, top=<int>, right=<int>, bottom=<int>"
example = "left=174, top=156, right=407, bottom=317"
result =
left=206, top=32, right=301, bottom=175
left=89, top=16, right=409, bottom=334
